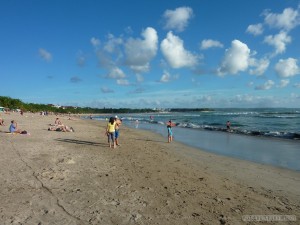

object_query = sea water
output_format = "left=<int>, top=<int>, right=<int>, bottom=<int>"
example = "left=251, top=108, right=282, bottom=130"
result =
left=90, top=108, right=300, bottom=171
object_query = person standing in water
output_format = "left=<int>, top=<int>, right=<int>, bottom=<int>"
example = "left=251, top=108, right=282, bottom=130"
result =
left=226, top=121, right=231, bottom=131
left=167, top=120, right=175, bottom=143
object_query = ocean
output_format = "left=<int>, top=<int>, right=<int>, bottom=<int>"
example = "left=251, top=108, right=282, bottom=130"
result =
left=89, top=108, right=300, bottom=171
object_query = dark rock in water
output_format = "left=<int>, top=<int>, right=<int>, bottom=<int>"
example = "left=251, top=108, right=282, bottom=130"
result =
left=293, top=133, right=300, bottom=139
left=251, top=131, right=262, bottom=136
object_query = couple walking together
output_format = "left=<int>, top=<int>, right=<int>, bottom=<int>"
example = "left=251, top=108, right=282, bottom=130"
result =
left=106, top=116, right=122, bottom=149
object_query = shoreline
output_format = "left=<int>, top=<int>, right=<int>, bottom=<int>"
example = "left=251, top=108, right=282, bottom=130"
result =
left=122, top=121, right=300, bottom=172
left=0, top=112, right=299, bottom=224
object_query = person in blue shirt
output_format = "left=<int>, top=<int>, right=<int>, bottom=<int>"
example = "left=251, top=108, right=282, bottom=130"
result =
left=9, top=120, right=21, bottom=133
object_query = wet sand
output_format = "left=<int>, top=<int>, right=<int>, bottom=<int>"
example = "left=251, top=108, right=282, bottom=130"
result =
left=0, top=112, right=299, bottom=225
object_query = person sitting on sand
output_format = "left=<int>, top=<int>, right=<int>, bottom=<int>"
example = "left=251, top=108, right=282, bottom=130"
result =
left=9, top=120, right=22, bottom=133
left=0, top=118, right=5, bottom=126
left=55, top=118, right=63, bottom=125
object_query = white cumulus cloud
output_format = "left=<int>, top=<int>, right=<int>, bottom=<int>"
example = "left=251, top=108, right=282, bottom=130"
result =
left=159, top=70, right=179, bottom=83
left=103, top=33, right=123, bottom=53
left=160, top=71, right=171, bottom=83
left=264, top=6, right=300, bottom=31
left=249, top=58, right=270, bottom=76
left=278, top=79, right=290, bottom=88
left=91, top=37, right=100, bottom=48
left=246, top=23, right=264, bottom=36
left=125, top=27, right=158, bottom=73
left=106, top=67, right=126, bottom=79
left=200, top=39, right=224, bottom=50
left=264, top=31, right=291, bottom=56
left=275, top=58, right=299, bottom=78
left=163, top=6, right=193, bottom=32
left=255, top=80, right=275, bottom=90
left=39, top=48, right=52, bottom=62
left=161, top=31, right=198, bottom=68
left=217, top=40, right=250, bottom=75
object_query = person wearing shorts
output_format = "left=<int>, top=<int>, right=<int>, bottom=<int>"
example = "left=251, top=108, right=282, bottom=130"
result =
left=167, top=124, right=173, bottom=143
left=114, top=116, right=122, bottom=146
left=106, top=117, right=116, bottom=149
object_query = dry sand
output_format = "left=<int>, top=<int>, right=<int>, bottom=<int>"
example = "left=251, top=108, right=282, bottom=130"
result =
left=0, top=112, right=299, bottom=225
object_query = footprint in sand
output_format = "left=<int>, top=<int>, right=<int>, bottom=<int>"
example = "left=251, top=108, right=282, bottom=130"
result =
left=40, top=170, right=65, bottom=181
left=56, top=157, right=75, bottom=164
left=66, top=158, right=75, bottom=164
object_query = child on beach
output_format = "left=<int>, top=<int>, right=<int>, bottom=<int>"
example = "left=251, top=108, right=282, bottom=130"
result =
left=167, top=120, right=175, bottom=143
left=167, top=124, right=173, bottom=143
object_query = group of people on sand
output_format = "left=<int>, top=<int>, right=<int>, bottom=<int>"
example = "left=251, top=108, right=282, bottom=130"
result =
left=48, top=117, right=75, bottom=132
left=106, top=116, right=122, bottom=149
left=0, top=114, right=75, bottom=135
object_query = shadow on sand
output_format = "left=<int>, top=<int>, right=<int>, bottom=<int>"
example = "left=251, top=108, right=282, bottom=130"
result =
left=55, top=138, right=107, bottom=147
left=133, top=138, right=166, bottom=144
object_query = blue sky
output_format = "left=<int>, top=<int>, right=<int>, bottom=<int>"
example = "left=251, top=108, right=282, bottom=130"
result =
left=1, top=0, right=300, bottom=108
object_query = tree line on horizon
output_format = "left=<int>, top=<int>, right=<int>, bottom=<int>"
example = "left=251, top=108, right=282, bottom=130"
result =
left=0, top=96, right=157, bottom=114
left=0, top=96, right=213, bottom=114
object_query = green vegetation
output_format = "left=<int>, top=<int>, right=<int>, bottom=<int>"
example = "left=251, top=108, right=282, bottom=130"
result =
left=0, top=96, right=157, bottom=114
left=0, top=96, right=213, bottom=114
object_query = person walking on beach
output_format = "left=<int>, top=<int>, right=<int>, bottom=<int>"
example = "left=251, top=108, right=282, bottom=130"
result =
left=114, top=116, right=122, bottom=146
left=106, top=117, right=116, bottom=149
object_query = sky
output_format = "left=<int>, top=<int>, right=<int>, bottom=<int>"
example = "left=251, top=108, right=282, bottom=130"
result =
left=1, top=0, right=300, bottom=108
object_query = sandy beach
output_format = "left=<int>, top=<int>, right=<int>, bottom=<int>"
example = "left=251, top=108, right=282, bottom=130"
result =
left=0, top=112, right=299, bottom=225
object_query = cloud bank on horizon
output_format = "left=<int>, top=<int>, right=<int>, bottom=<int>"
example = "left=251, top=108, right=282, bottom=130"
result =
left=1, top=1, right=300, bottom=108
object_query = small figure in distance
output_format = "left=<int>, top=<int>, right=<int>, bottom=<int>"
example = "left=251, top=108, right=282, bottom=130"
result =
left=226, top=121, right=231, bottom=131
left=135, top=119, right=139, bottom=129
left=166, top=120, right=175, bottom=143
